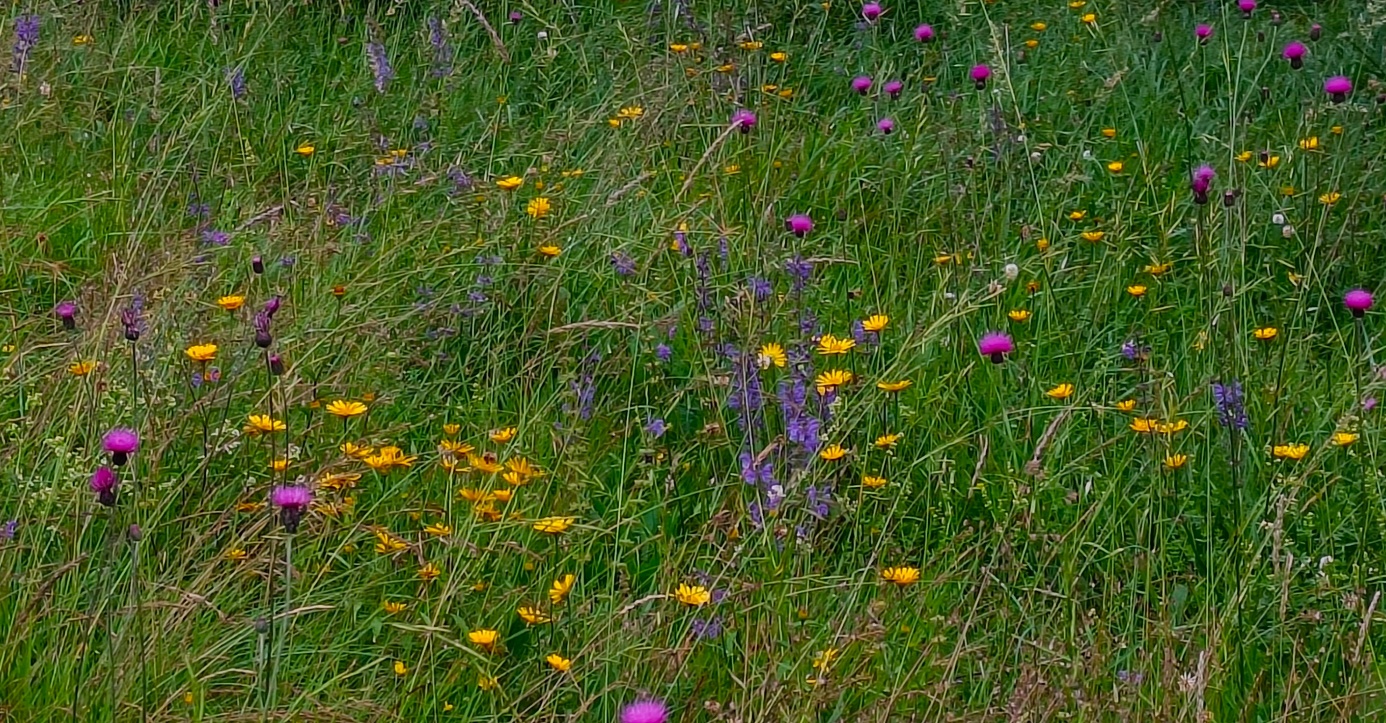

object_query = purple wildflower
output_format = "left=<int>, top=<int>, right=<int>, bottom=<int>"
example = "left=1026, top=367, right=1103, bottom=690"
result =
left=785, top=214, right=813, bottom=237
left=748, top=275, right=772, bottom=302
left=1195, top=24, right=1213, bottom=43
left=1283, top=41, right=1306, bottom=69
left=654, top=344, right=672, bottom=362
left=1211, top=380, right=1248, bottom=430
left=611, top=252, right=637, bottom=276
left=977, top=331, right=1014, bottom=363
left=620, top=700, right=668, bottom=723
left=851, top=76, right=873, bottom=95
left=54, top=301, right=76, bottom=330
left=1191, top=165, right=1215, bottom=205
left=883, top=79, right=903, bottom=99
left=103, top=428, right=139, bottom=465
left=914, top=24, right=935, bottom=42
left=201, top=229, right=230, bottom=246
left=227, top=67, right=246, bottom=99
left=12, top=15, right=38, bottom=76
left=970, top=64, right=991, bottom=90
left=91, top=467, right=118, bottom=507
left=0, top=520, right=15, bottom=540
left=271, top=485, right=313, bottom=533
left=645, top=418, right=666, bottom=438
left=427, top=17, right=453, bottom=76
left=1325, top=75, right=1352, bottom=103
left=367, top=41, right=394, bottom=93
left=876, top=117, right=895, bottom=134
left=861, top=2, right=882, bottom=22
left=691, top=616, right=723, bottom=639
left=731, top=108, right=756, bottom=132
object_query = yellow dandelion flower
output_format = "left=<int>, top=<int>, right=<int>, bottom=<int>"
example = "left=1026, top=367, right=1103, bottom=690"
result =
left=1009, top=309, right=1031, bottom=322
left=382, top=601, right=406, bottom=614
left=669, top=43, right=689, bottom=53
left=1046, top=383, right=1075, bottom=400
left=418, top=562, right=442, bottom=582
left=1107, top=161, right=1123, bottom=173
left=876, top=379, right=912, bottom=393
left=770, top=51, right=788, bottom=62
left=816, top=334, right=856, bottom=355
left=550, top=574, right=576, bottom=604
left=538, top=245, right=562, bottom=258
left=216, top=295, right=245, bottom=311
left=1145, top=262, right=1171, bottom=275
left=815, top=369, right=853, bottom=394
left=1157, top=419, right=1189, bottom=435
left=393, top=660, right=408, bottom=676
left=1101, top=127, right=1116, bottom=138
left=1272, top=443, right=1309, bottom=461
left=295, top=144, right=315, bottom=156
left=68, top=360, right=96, bottom=376
left=1319, top=192, right=1341, bottom=205
left=545, top=653, right=572, bottom=672
left=1068, top=210, right=1087, bottom=221
left=757, top=343, right=788, bottom=370
left=518, top=606, right=552, bottom=625
left=1130, top=417, right=1157, bottom=434
left=1115, top=399, right=1136, bottom=412
left=224, top=548, right=248, bottom=562
left=1081, top=12, right=1096, bottom=23
left=1163, top=454, right=1190, bottom=470
left=1235, top=151, right=1253, bottom=163
left=246, top=414, right=286, bottom=433
left=1031, top=21, right=1048, bottom=31
left=490, top=427, right=517, bottom=443
left=526, top=197, right=551, bottom=219
left=1081, top=230, right=1105, bottom=242
left=326, top=400, right=368, bottom=418
left=861, top=314, right=889, bottom=333
left=1126, top=285, right=1147, bottom=297
left=496, top=176, right=523, bottom=191
left=674, top=583, right=711, bottom=606
left=1298, top=137, right=1319, bottom=150
left=618, top=106, right=644, bottom=119
left=533, top=517, right=574, bottom=534
left=423, top=522, right=452, bottom=537
left=1035, top=238, right=1050, bottom=252
left=185, top=344, right=218, bottom=362
left=819, top=444, right=848, bottom=461
left=1333, top=431, right=1359, bottom=447
left=270, top=458, right=289, bottom=473
left=739, top=40, right=762, bottom=50
left=874, top=432, right=902, bottom=449
left=73, top=34, right=94, bottom=45
left=1253, top=327, right=1278, bottom=341
left=468, top=629, right=500, bottom=650
left=1024, top=39, right=1039, bottom=49
left=1258, top=155, right=1280, bottom=168
left=862, top=474, right=888, bottom=488
left=881, top=566, right=921, bottom=586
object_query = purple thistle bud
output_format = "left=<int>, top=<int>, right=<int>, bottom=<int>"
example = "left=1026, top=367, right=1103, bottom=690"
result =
left=1325, top=75, right=1352, bottom=103
left=851, top=76, right=873, bottom=95
left=876, top=117, right=895, bottom=134
left=1191, top=165, right=1215, bottom=205
left=883, top=79, right=903, bottom=99
left=1309, top=23, right=1322, bottom=41
left=1283, top=41, right=1306, bottom=69
left=620, top=699, right=668, bottom=723
left=54, top=301, right=77, bottom=330
left=263, top=295, right=281, bottom=318
left=785, top=214, right=813, bottom=237
left=253, top=311, right=273, bottom=349
left=252, top=255, right=264, bottom=274
left=914, top=24, right=935, bottom=42
left=1345, top=288, right=1374, bottom=318
left=91, top=467, right=119, bottom=507
left=271, top=485, right=312, bottom=533
left=103, top=428, right=139, bottom=466
left=861, top=2, right=882, bottom=22
left=508, top=10, right=522, bottom=23
left=731, top=108, right=756, bottom=132
left=1195, top=24, right=1213, bottom=44
left=268, top=353, right=285, bottom=376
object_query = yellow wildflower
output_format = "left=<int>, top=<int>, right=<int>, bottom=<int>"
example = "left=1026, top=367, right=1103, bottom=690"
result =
left=674, top=583, right=711, bottom=606
left=881, top=566, right=921, bottom=586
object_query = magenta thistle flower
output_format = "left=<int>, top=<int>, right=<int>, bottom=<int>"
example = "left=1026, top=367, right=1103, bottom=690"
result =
left=851, top=75, right=873, bottom=95
left=1310, top=23, right=1322, bottom=41
left=1345, top=289, right=1374, bottom=318
left=102, top=428, right=139, bottom=466
left=1238, top=0, right=1256, bottom=17
left=876, top=117, right=895, bottom=134
left=1191, top=165, right=1215, bottom=204
left=1282, top=41, right=1306, bottom=69
left=883, top=79, right=903, bottom=99
left=970, top=64, right=991, bottom=90
left=914, top=24, right=935, bottom=42
left=271, top=485, right=313, bottom=533
left=978, top=331, right=1014, bottom=364
left=1325, top=75, right=1352, bottom=103
left=54, top=300, right=77, bottom=330
left=861, top=2, right=882, bottom=22
left=785, top=214, right=813, bottom=237
left=731, top=108, right=756, bottom=132
left=1195, top=24, right=1213, bottom=43
left=90, top=467, right=118, bottom=507
left=620, top=699, right=668, bottom=723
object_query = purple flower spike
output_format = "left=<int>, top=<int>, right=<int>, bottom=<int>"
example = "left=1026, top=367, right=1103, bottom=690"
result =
left=1283, top=41, right=1306, bottom=69
left=851, top=76, right=873, bottom=94
left=970, top=64, right=991, bottom=90
left=785, top=214, right=813, bottom=237
left=620, top=699, right=668, bottom=723
left=103, top=428, right=139, bottom=466
left=1346, top=289, right=1374, bottom=318
left=1325, top=75, right=1352, bottom=103
left=91, top=467, right=119, bottom=507
left=883, top=79, right=903, bottom=99
left=914, top=24, right=935, bottom=42
left=54, top=301, right=77, bottom=330
left=731, top=108, right=756, bottom=132
left=271, top=485, right=313, bottom=533
left=978, top=331, right=1014, bottom=364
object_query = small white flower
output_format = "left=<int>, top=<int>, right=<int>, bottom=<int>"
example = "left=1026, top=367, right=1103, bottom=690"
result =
left=1029, top=151, right=1043, bottom=162
left=1082, top=149, right=1094, bottom=160
left=1015, top=134, right=1026, bottom=143
left=1272, top=212, right=1285, bottom=225
left=1003, top=263, right=1019, bottom=280
left=1282, top=224, right=1295, bottom=238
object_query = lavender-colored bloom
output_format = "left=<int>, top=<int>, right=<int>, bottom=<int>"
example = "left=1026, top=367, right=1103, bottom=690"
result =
left=1212, top=380, right=1248, bottom=430
left=0, top=520, right=15, bottom=540
left=253, top=311, right=273, bottom=348
left=785, top=256, right=814, bottom=290
left=748, top=275, right=772, bottom=302
left=691, top=616, right=723, bottom=639
left=427, top=17, right=453, bottom=76
left=201, top=229, right=230, bottom=246
left=806, top=483, right=832, bottom=518
left=672, top=229, right=690, bottom=256
left=654, top=344, right=672, bottom=362
left=620, top=700, right=668, bottom=723
left=12, top=15, right=38, bottom=76
left=367, top=41, right=394, bottom=93
left=226, top=67, right=246, bottom=99
left=446, top=167, right=473, bottom=193
left=611, top=252, right=636, bottom=276
left=977, top=331, right=1014, bottom=363
left=645, top=418, right=666, bottom=438
left=508, top=9, right=522, bottom=23
left=271, top=485, right=312, bottom=533
left=120, top=299, right=143, bottom=342
left=91, top=467, right=118, bottom=507
left=1238, top=0, right=1256, bottom=15
left=103, top=428, right=139, bottom=465
left=1345, top=288, right=1373, bottom=317
left=263, top=295, right=282, bottom=318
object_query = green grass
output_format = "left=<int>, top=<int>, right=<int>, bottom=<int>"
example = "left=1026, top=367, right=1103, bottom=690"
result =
left=2, top=0, right=1386, bottom=720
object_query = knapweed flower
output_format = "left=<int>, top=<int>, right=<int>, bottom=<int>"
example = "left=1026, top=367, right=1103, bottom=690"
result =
left=185, top=344, right=218, bottom=363
left=1195, top=24, right=1212, bottom=43
left=914, top=24, right=935, bottom=42
left=851, top=75, right=873, bottom=94
left=861, top=2, right=882, bottom=21
left=1283, top=41, right=1306, bottom=69
left=1325, top=76, right=1352, bottom=103
left=1191, top=165, right=1215, bottom=205
left=731, top=108, right=756, bottom=132
left=620, top=699, right=669, bottom=723
left=881, top=566, right=920, bottom=586
left=785, top=214, right=813, bottom=237
left=270, top=485, right=313, bottom=533
left=91, top=467, right=119, bottom=507
left=1272, top=443, right=1310, bottom=461
left=1345, top=289, right=1374, bottom=318
left=970, top=64, right=991, bottom=90
left=54, top=301, right=77, bottom=330
left=978, top=331, right=1014, bottom=363
left=327, top=400, right=368, bottom=418
left=674, top=583, right=711, bottom=606
left=103, top=428, right=139, bottom=466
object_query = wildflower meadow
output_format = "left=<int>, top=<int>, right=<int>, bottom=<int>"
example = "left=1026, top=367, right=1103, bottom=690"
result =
left=5, top=0, right=1386, bottom=720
